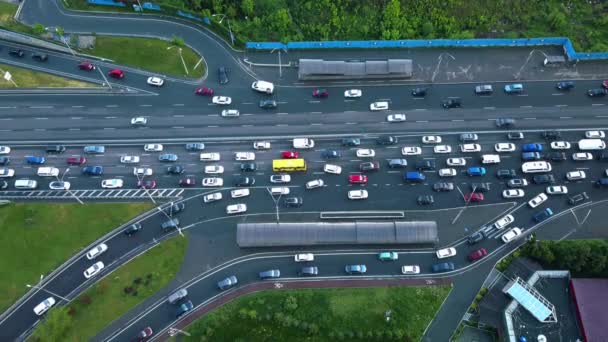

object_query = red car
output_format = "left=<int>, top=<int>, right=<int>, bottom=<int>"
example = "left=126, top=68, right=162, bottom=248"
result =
left=78, top=61, right=95, bottom=71
left=282, top=151, right=299, bottom=159
left=348, top=174, right=368, bottom=184
left=312, top=88, right=329, bottom=98
left=464, top=192, right=484, bottom=202
left=179, top=177, right=196, bottom=187
left=137, top=180, right=157, bottom=189
left=468, top=248, right=487, bottom=261
left=67, top=156, right=86, bottom=165
left=135, top=326, right=153, bottom=341
left=108, top=69, right=124, bottom=79
left=194, top=87, right=214, bottom=96
left=603, top=80, right=608, bottom=89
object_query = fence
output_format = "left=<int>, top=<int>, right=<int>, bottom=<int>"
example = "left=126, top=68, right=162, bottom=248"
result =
left=246, top=37, right=608, bottom=61
left=86, top=0, right=126, bottom=7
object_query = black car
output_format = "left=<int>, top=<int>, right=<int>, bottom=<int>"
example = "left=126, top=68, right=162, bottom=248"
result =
left=542, top=130, right=561, bottom=140
left=360, top=161, right=380, bottom=172
left=376, top=135, right=398, bottom=145
left=496, top=169, right=517, bottom=179
left=185, top=143, right=205, bottom=151
left=442, top=98, right=461, bottom=109
left=164, top=203, right=185, bottom=215
left=0, top=180, right=7, bottom=190
left=587, top=88, right=607, bottom=97
left=46, top=145, right=66, bottom=153
left=161, top=218, right=180, bottom=231
left=507, top=132, right=524, bottom=140
left=417, top=195, right=434, bottom=205
left=32, top=53, right=48, bottom=62
left=568, top=192, right=589, bottom=205
left=234, top=176, right=255, bottom=186
left=259, top=99, right=278, bottom=109
left=387, top=159, right=407, bottom=168
left=218, top=66, right=229, bottom=84
left=496, top=118, right=515, bottom=128
left=411, top=87, right=427, bottom=97
left=9, top=49, right=24, bottom=57
left=341, top=138, right=360, bottom=146
left=467, top=231, right=486, bottom=244
left=459, top=133, right=478, bottom=142
left=556, top=81, right=574, bottom=90
left=432, top=262, right=455, bottom=273
left=284, top=197, right=303, bottom=208
left=321, top=150, right=341, bottom=158
left=433, top=182, right=454, bottom=192
left=0, top=156, right=9, bottom=165
left=123, top=223, right=142, bottom=236
left=533, top=174, right=555, bottom=184
left=546, top=151, right=566, bottom=162
left=415, top=160, right=436, bottom=170
left=166, top=165, right=185, bottom=175
left=299, top=266, right=318, bottom=276
left=240, top=162, right=257, bottom=171
left=471, top=183, right=491, bottom=192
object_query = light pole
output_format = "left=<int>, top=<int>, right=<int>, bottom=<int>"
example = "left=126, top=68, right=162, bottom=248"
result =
left=56, top=168, right=84, bottom=205
left=96, top=66, right=112, bottom=90
left=212, top=14, right=235, bottom=46
left=26, top=275, right=71, bottom=303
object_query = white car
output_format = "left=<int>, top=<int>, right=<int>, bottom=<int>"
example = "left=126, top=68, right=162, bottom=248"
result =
left=356, top=149, right=375, bottom=158
left=133, top=167, right=153, bottom=176
left=306, top=179, right=324, bottom=189
left=324, top=164, right=342, bottom=174
left=401, top=265, right=421, bottom=274
left=294, top=253, right=314, bottom=262
left=528, top=193, right=548, bottom=208
left=212, top=96, right=232, bottom=105
left=502, top=189, right=525, bottom=198
left=270, top=174, right=291, bottom=183
left=401, top=146, right=422, bottom=155
left=200, top=152, right=221, bottom=161
left=33, top=297, right=56, bottom=316
left=422, top=136, right=442, bottom=144
left=460, top=143, right=481, bottom=152
left=387, top=114, right=406, bottom=122
left=120, top=155, right=140, bottom=164
left=49, top=181, right=70, bottom=190
left=203, top=192, right=223, bottom=203
left=37, top=167, right=59, bottom=177
left=253, top=141, right=271, bottom=150
left=143, top=144, right=163, bottom=152
left=86, top=243, right=108, bottom=260
left=101, top=179, right=124, bottom=189
left=436, top=247, right=457, bottom=259
left=231, top=188, right=250, bottom=198
left=446, top=158, right=466, bottom=166
left=494, top=214, right=514, bottom=229
left=369, top=101, right=389, bottom=111
left=130, top=117, right=147, bottom=125
left=226, top=203, right=247, bottom=214
left=495, top=143, right=516, bottom=152
left=438, top=168, right=457, bottom=177
left=348, top=189, right=368, bottom=200
left=502, top=227, right=523, bottom=243
left=221, top=109, right=240, bottom=117
left=204, top=165, right=224, bottom=174
left=585, top=130, right=605, bottom=138
left=0, top=146, right=10, bottom=154
left=434, top=145, right=452, bottom=154
left=344, top=89, right=362, bottom=98
left=546, top=185, right=568, bottom=195
left=550, top=141, right=571, bottom=150
left=0, top=168, right=15, bottom=177
left=202, top=177, right=223, bottom=187
left=83, top=261, right=104, bottom=279
left=566, top=170, right=586, bottom=181
left=235, top=152, right=255, bottom=161
left=270, top=187, right=290, bottom=195
left=572, top=152, right=593, bottom=161
left=146, top=76, right=164, bottom=87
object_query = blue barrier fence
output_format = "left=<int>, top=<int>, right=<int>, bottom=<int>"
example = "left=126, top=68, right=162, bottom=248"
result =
left=177, top=10, right=204, bottom=22
left=142, top=2, right=161, bottom=11
left=87, top=0, right=126, bottom=7
left=246, top=38, right=608, bottom=61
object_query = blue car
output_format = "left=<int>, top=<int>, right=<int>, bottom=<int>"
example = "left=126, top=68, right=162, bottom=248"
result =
left=83, top=145, right=105, bottom=154
left=321, top=150, right=341, bottom=159
left=522, top=143, right=543, bottom=152
left=432, top=262, right=455, bottom=273
left=345, top=264, right=367, bottom=274
left=82, top=166, right=103, bottom=175
left=521, top=152, right=542, bottom=161
left=556, top=81, right=574, bottom=90
left=533, top=208, right=554, bottom=223
left=504, top=83, right=524, bottom=94
left=467, top=167, right=486, bottom=176
left=159, top=153, right=178, bottom=162
left=25, top=156, right=45, bottom=164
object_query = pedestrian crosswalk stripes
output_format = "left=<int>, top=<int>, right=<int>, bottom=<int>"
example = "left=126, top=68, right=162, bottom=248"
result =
left=0, top=188, right=184, bottom=200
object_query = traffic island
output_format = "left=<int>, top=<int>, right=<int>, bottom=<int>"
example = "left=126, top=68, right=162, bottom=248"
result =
left=0, top=63, right=96, bottom=88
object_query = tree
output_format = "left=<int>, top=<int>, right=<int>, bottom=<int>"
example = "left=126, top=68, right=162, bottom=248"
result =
left=31, top=307, right=72, bottom=341
left=241, top=0, right=253, bottom=17
left=55, top=26, right=64, bottom=37
left=171, top=35, right=185, bottom=47
left=32, top=23, right=46, bottom=36
left=421, top=21, right=434, bottom=38
left=380, top=0, right=402, bottom=40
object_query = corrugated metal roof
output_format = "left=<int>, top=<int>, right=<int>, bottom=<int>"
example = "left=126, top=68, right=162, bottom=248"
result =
left=570, top=278, right=608, bottom=342
left=298, top=59, right=412, bottom=80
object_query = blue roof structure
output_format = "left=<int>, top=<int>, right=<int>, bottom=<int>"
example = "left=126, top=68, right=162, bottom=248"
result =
left=503, top=277, right=557, bottom=323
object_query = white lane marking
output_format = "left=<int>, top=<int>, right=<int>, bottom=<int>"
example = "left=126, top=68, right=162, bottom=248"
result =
left=241, top=102, right=253, bottom=105
left=551, top=93, right=564, bottom=96
left=105, top=116, right=117, bottom=119
left=484, top=107, right=495, bottom=110
left=524, top=117, right=536, bottom=120
left=416, top=120, right=428, bottom=123
left=34, top=117, right=48, bottom=120
left=555, top=104, right=567, bottom=107
left=172, top=104, right=185, bottom=106
left=29, top=106, right=53, bottom=109
left=451, top=119, right=464, bottom=122
left=345, top=122, right=357, bottom=125
left=103, top=127, right=115, bottom=130
left=276, top=113, right=289, bottom=115
left=172, top=126, right=184, bottom=129
left=172, top=115, right=184, bottom=117
left=310, top=112, right=322, bottom=114
left=559, top=117, right=572, bottom=119
left=592, top=103, right=605, bottom=106
left=105, top=105, right=118, bottom=108
left=71, top=117, right=82, bottom=120
left=68, top=128, right=80, bottom=131
left=0, top=106, right=16, bottom=109
left=71, top=105, right=84, bottom=108
left=0, top=118, right=12, bottom=120
left=311, top=123, right=323, bottom=126
left=520, top=105, right=533, bottom=108
left=139, top=104, right=152, bottom=107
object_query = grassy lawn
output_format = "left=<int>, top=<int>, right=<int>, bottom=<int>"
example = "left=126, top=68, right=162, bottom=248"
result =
left=0, top=2, right=34, bottom=34
left=0, top=63, right=96, bottom=88
left=30, top=235, right=188, bottom=342
left=82, top=36, right=205, bottom=78
left=0, top=202, right=152, bottom=312
left=179, top=285, right=452, bottom=341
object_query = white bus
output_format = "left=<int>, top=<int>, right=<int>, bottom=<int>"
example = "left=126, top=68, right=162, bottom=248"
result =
left=578, top=139, right=606, bottom=151
left=521, top=161, right=552, bottom=173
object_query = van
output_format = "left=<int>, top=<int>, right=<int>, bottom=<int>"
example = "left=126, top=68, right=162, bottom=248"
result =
left=37, top=167, right=59, bottom=177
left=543, top=56, right=566, bottom=67
left=404, top=172, right=425, bottom=183
left=251, top=80, right=274, bottom=94
left=521, top=161, right=552, bottom=173
left=14, top=179, right=37, bottom=189
left=578, top=139, right=606, bottom=151
left=293, top=138, right=315, bottom=149
left=481, top=154, right=500, bottom=164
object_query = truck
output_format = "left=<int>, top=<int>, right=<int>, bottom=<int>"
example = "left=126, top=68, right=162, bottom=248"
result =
left=578, top=139, right=606, bottom=151
left=293, top=138, right=315, bottom=149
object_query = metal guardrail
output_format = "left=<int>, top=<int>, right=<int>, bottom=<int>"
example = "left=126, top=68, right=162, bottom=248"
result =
left=320, top=211, right=405, bottom=219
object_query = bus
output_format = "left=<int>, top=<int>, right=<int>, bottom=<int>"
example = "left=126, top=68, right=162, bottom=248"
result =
left=272, top=159, right=307, bottom=172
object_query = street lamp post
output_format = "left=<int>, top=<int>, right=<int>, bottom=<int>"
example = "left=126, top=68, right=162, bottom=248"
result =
left=212, top=14, right=235, bottom=46
left=26, top=275, right=71, bottom=303
left=96, top=66, right=113, bottom=90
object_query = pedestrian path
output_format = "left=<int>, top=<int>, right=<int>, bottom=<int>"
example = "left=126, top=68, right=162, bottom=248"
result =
left=0, top=188, right=184, bottom=200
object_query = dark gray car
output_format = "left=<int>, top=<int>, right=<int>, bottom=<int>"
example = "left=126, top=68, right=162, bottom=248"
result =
left=387, top=159, right=407, bottom=168
left=160, top=218, right=180, bottom=231
left=299, top=266, right=318, bottom=276
left=258, top=269, right=281, bottom=279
